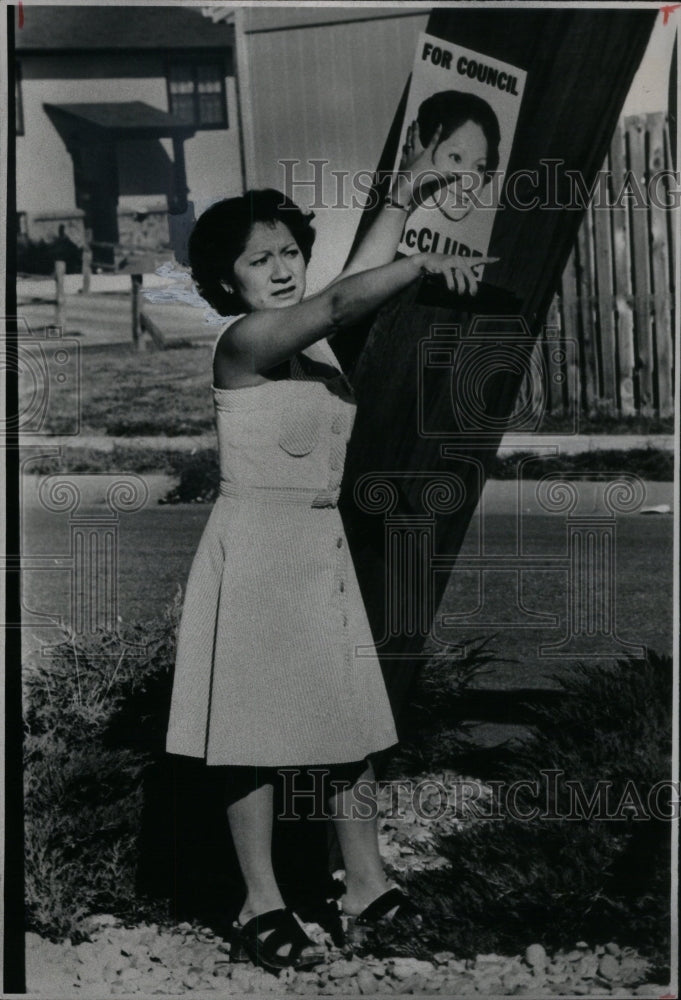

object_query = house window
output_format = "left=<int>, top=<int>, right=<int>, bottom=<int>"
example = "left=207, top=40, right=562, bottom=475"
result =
left=167, top=59, right=227, bottom=129
left=16, top=61, right=24, bottom=135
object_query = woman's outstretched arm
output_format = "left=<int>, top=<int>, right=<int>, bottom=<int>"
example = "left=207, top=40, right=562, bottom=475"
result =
left=218, top=250, right=494, bottom=377
left=338, top=121, right=444, bottom=280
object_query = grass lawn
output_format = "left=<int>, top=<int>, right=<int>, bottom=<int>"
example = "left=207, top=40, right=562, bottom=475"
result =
left=20, top=341, right=216, bottom=436
left=19, top=335, right=674, bottom=439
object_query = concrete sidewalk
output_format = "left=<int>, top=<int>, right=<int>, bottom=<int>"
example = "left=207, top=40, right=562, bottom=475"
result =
left=20, top=430, right=675, bottom=456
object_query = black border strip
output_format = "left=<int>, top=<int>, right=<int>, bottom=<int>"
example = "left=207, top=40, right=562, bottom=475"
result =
left=4, top=4, right=26, bottom=995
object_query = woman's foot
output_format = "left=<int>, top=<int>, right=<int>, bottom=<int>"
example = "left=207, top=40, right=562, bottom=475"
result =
left=238, top=894, right=285, bottom=927
left=339, top=878, right=397, bottom=918
left=237, top=895, right=310, bottom=965
left=231, top=907, right=326, bottom=972
left=340, top=886, right=423, bottom=952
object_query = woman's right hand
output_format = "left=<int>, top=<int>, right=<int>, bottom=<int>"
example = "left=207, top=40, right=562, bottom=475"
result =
left=413, top=252, right=499, bottom=296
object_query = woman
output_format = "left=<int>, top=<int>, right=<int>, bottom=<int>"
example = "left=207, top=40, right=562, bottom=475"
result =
left=166, top=128, right=493, bottom=972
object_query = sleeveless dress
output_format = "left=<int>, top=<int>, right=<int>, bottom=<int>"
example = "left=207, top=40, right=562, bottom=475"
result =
left=165, top=320, right=398, bottom=766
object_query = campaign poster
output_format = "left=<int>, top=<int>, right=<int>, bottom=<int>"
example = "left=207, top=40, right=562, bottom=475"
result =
left=395, top=32, right=527, bottom=266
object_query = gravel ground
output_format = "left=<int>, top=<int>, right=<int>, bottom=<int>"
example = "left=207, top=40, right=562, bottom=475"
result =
left=26, top=921, right=668, bottom=998
left=25, top=771, right=672, bottom=998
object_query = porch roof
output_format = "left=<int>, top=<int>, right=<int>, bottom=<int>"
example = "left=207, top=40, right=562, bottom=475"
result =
left=43, top=102, right=196, bottom=140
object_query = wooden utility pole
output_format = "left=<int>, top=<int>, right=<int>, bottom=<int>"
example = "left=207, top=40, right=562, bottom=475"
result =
left=337, top=8, right=657, bottom=734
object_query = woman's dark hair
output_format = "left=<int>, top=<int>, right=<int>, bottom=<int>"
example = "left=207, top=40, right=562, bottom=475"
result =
left=188, top=189, right=316, bottom=315
left=417, top=90, right=501, bottom=181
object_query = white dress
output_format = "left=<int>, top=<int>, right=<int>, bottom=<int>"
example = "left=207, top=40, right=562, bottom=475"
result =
left=166, top=323, right=398, bottom=766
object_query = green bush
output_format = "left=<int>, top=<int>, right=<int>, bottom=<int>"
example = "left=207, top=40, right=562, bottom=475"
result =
left=17, top=232, right=83, bottom=275
left=490, top=447, right=674, bottom=481
left=160, top=449, right=220, bottom=504
left=23, top=602, right=180, bottom=941
left=372, top=651, right=673, bottom=977
left=24, top=595, right=673, bottom=976
left=538, top=412, right=673, bottom=436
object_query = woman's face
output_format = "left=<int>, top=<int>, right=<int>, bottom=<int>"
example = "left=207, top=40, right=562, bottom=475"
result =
left=431, top=120, right=489, bottom=222
left=231, top=220, right=307, bottom=311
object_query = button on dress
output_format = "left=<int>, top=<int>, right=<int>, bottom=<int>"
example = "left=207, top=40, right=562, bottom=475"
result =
left=166, top=323, right=398, bottom=766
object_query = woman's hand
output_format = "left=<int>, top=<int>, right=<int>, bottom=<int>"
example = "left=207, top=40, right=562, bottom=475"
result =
left=342, top=120, right=450, bottom=277
left=399, top=119, right=440, bottom=174
left=394, top=120, right=447, bottom=209
left=413, top=252, right=499, bottom=296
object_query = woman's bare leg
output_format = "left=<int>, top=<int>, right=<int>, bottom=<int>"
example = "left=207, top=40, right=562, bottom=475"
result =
left=227, top=779, right=324, bottom=964
left=227, top=781, right=285, bottom=924
left=328, top=761, right=393, bottom=915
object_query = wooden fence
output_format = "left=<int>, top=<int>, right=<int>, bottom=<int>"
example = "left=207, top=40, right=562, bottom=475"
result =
left=540, top=112, right=675, bottom=419
left=17, top=245, right=173, bottom=350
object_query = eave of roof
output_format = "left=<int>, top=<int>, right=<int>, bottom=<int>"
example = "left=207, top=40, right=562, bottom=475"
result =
left=15, top=5, right=234, bottom=53
left=44, top=101, right=196, bottom=139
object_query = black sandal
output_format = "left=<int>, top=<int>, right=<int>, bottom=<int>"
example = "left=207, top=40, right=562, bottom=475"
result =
left=345, top=888, right=422, bottom=949
left=230, top=907, right=326, bottom=973
left=304, top=897, right=346, bottom=948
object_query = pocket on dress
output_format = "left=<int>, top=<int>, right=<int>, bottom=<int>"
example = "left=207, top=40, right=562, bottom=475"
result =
left=278, top=405, right=321, bottom=456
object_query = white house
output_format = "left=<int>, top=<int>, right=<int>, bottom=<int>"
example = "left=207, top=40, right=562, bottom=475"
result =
left=15, top=5, right=241, bottom=263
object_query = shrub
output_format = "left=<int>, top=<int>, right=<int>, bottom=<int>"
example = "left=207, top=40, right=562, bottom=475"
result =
left=370, top=650, right=673, bottom=976
left=17, top=232, right=83, bottom=275
left=489, top=448, right=674, bottom=481
left=160, top=449, right=220, bottom=504
left=23, top=601, right=180, bottom=941
left=538, top=412, right=674, bottom=436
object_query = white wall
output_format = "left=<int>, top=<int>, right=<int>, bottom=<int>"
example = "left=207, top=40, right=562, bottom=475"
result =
left=239, top=9, right=429, bottom=290
left=622, top=14, right=676, bottom=116
left=180, top=77, right=243, bottom=208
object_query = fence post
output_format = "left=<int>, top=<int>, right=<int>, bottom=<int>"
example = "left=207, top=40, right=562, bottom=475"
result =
left=610, top=122, right=636, bottom=416
left=626, top=115, right=654, bottom=415
left=131, top=273, right=143, bottom=350
left=648, top=112, right=674, bottom=418
left=81, top=247, right=92, bottom=294
left=54, top=260, right=66, bottom=331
